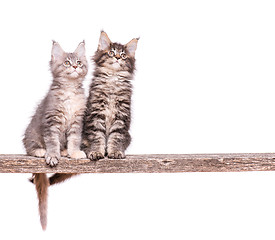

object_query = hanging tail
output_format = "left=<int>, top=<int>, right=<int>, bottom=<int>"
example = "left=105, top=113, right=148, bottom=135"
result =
left=33, top=173, right=49, bottom=231
left=49, top=173, right=78, bottom=185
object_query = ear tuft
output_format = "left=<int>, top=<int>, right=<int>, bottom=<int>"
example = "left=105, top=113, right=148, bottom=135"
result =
left=98, top=31, right=111, bottom=51
left=74, top=41, right=86, bottom=58
left=51, top=41, right=65, bottom=61
left=125, top=38, right=139, bottom=57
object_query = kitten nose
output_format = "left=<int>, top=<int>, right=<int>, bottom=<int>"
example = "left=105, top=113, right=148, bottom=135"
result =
left=115, top=55, right=120, bottom=60
left=73, top=65, right=77, bottom=69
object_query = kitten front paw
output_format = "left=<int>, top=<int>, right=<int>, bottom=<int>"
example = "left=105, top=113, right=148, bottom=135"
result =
left=108, top=151, right=125, bottom=159
left=87, top=151, right=104, bottom=161
left=69, top=150, right=86, bottom=159
left=45, top=152, right=60, bottom=167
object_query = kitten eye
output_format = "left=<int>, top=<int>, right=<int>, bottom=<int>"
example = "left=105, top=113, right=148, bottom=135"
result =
left=120, top=52, right=127, bottom=60
left=108, top=50, right=115, bottom=57
left=64, top=60, right=71, bottom=67
left=76, top=60, right=83, bottom=67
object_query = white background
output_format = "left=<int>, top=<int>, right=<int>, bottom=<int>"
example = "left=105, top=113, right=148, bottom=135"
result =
left=0, top=0, right=275, bottom=239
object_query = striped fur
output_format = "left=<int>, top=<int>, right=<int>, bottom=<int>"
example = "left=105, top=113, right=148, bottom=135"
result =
left=83, top=31, right=139, bottom=160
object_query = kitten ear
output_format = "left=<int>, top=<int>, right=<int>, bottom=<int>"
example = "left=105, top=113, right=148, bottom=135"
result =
left=51, top=41, right=65, bottom=61
left=74, top=41, right=86, bottom=58
left=98, top=31, right=111, bottom=51
left=125, top=38, right=139, bottom=57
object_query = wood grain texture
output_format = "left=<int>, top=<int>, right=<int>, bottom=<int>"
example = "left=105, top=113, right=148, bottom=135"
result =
left=0, top=153, right=275, bottom=173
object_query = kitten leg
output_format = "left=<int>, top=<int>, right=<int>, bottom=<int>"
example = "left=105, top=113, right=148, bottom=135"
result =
left=106, top=118, right=131, bottom=159
left=84, top=116, right=106, bottom=160
left=86, top=131, right=106, bottom=160
left=43, top=111, right=65, bottom=167
left=67, top=114, right=86, bottom=159
left=44, top=132, right=61, bottom=167
left=107, top=130, right=131, bottom=159
left=107, top=133, right=126, bottom=158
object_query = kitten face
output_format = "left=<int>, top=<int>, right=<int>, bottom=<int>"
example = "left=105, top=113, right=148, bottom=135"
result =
left=103, top=43, right=131, bottom=71
left=93, top=31, right=139, bottom=73
left=59, top=53, right=87, bottom=79
left=50, top=41, right=88, bottom=79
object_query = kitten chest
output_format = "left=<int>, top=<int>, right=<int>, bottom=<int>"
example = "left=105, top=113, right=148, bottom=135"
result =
left=60, top=91, right=85, bottom=126
left=100, top=76, right=130, bottom=134
left=104, top=77, right=119, bottom=133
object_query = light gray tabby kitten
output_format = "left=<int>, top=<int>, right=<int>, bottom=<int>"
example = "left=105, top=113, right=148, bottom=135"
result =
left=23, top=41, right=88, bottom=230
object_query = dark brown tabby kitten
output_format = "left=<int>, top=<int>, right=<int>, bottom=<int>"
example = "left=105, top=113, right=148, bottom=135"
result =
left=48, top=31, right=138, bottom=186
left=23, top=41, right=88, bottom=230
left=83, top=31, right=139, bottom=160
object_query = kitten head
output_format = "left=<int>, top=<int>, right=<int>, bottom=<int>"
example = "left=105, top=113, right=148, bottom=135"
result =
left=93, top=31, right=139, bottom=73
left=50, top=41, right=88, bottom=79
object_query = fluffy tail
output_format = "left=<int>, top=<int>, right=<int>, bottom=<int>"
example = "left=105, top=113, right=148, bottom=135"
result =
left=49, top=173, right=78, bottom=185
left=33, top=173, right=49, bottom=231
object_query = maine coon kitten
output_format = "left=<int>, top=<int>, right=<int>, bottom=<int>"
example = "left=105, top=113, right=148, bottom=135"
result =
left=23, top=41, right=88, bottom=230
left=48, top=31, right=138, bottom=186
left=83, top=31, right=138, bottom=160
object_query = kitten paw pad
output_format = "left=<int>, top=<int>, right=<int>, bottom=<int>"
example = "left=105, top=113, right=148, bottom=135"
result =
left=88, top=151, right=104, bottom=161
left=69, top=150, right=86, bottom=159
left=33, top=149, right=46, bottom=158
left=45, top=153, right=60, bottom=167
left=108, top=151, right=125, bottom=159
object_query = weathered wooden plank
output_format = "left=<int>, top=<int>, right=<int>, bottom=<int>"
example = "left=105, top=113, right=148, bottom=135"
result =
left=0, top=153, right=275, bottom=173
